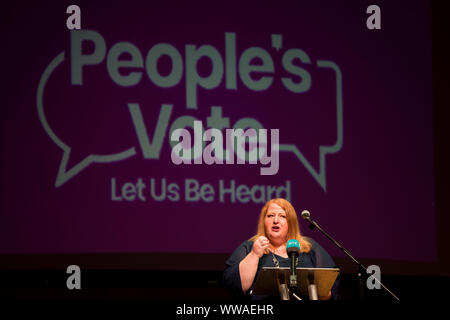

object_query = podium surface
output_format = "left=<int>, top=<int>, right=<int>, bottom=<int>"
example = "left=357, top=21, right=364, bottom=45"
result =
left=252, top=267, right=339, bottom=299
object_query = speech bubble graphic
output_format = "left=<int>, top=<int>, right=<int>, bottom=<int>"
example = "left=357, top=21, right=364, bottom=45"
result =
left=36, top=51, right=136, bottom=187
left=279, top=60, right=343, bottom=191
left=37, top=32, right=342, bottom=191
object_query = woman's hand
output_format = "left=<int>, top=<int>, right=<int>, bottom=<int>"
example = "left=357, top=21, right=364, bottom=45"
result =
left=239, top=236, right=270, bottom=292
left=252, top=236, right=270, bottom=258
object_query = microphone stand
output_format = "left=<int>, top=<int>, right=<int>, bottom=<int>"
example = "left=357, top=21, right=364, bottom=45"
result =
left=303, top=215, right=400, bottom=301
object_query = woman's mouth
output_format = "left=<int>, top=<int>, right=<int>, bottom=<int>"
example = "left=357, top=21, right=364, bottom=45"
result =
left=272, top=226, right=280, bottom=232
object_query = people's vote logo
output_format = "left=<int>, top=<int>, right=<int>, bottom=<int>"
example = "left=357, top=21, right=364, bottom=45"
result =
left=37, top=30, right=343, bottom=190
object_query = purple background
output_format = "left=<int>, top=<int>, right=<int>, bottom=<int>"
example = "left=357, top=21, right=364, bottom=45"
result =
left=1, top=1, right=435, bottom=262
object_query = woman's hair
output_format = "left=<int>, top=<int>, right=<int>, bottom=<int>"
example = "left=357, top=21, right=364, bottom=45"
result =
left=249, top=198, right=311, bottom=253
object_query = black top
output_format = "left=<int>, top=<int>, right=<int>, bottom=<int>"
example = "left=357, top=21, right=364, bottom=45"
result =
left=222, top=238, right=340, bottom=300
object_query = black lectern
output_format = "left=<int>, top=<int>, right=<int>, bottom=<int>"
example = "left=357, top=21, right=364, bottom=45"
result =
left=252, top=267, right=339, bottom=300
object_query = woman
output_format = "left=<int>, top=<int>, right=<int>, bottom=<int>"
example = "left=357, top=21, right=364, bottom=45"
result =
left=222, top=198, right=339, bottom=300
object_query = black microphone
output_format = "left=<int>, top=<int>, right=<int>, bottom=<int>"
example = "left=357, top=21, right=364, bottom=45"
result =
left=301, top=209, right=318, bottom=230
left=301, top=210, right=311, bottom=221
left=286, top=239, right=301, bottom=292
left=300, top=209, right=400, bottom=301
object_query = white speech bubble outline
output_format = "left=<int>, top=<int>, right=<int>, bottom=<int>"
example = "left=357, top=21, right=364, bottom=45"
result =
left=278, top=60, right=343, bottom=192
left=36, top=51, right=136, bottom=188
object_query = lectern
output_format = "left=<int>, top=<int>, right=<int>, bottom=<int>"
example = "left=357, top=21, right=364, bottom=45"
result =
left=252, top=267, right=339, bottom=300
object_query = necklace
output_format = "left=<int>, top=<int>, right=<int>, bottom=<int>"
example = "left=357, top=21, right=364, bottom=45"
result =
left=271, top=251, right=298, bottom=268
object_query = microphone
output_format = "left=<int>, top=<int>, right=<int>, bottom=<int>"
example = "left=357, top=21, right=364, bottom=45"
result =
left=301, top=209, right=318, bottom=230
left=299, top=209, right=400, bottom=301
left=301, top=210, right=311, bottom=221
left=286, top=239, right=301, bottom=292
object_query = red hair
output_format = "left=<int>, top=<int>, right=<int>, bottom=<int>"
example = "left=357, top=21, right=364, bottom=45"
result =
left=249, top=198, right=311, bottom=253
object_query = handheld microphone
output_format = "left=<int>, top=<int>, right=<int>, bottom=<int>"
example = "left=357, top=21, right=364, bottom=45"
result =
left=286, top=239, right=301, bottom=291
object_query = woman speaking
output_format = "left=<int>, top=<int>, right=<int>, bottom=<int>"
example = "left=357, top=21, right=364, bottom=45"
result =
left=222, top=198, right=339, bottom=300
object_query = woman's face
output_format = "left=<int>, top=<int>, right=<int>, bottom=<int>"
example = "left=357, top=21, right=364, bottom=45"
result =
left=264, top=202, right=289, bottom=244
